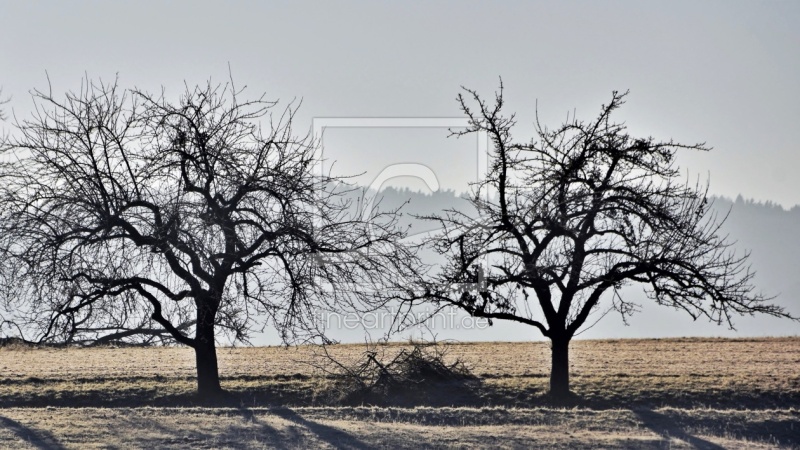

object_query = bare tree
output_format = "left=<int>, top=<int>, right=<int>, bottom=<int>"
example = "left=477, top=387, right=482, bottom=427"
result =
left=418, top=84, right=795, bottom=398
left=0, top=77, right=419, bottom=395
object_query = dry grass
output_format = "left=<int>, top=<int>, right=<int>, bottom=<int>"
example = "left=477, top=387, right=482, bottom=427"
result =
left=2, top=337, right=797, bottom=408
left=0, top=406, right=796, bottom=449
left=1, top=337, right=799, bottom=448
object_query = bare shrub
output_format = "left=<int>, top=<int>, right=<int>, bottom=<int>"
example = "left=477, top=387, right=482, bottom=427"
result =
left=311, top=341, right=477, bottom=406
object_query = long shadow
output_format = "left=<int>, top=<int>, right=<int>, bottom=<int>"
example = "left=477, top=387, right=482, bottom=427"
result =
left=226, top=407, right=296, bottom=450
left=633, top=409, right=726, bottom=450
left=0, top=415, right=67, bottom=450
left=269, top=407, right=371, bottom=450
left=112, top=410, right=222, bottom=449
left=637, top=409, right=800, bottom=448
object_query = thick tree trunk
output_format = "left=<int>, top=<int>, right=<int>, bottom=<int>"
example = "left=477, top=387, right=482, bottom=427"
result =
left=549, top=335, right=571, bottom=398
left=194, top=304, right=222, bottom=396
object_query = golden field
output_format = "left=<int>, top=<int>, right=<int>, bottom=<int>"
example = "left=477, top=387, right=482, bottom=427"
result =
left=1, top=337, right=799, bottom=448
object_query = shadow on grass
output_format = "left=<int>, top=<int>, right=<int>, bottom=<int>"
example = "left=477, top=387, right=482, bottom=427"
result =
left=2, top=375, right=799, bottom=411
left=0, top=416, right=67, bottom=450
left=633, top=409, right=726, bottom=450
left=109, top=410, right=221, bottom=449
left=269, top=407, right=371, bottom=450
left=634, top=408, right=800, bottom=449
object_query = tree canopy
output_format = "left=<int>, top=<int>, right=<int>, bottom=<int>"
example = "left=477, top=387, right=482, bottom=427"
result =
left=0, top=78, right=419, bottom=394
left=417, top=84, right=794, bottom=396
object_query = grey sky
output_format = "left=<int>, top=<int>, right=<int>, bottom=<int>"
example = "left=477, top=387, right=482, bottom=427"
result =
left=1, top=1, right=798, bottom=342
left=2, top=1, right=799, bottom=204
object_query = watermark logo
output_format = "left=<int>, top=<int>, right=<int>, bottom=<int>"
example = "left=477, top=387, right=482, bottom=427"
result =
left=309, top=117, right=495, bottom=296
left=317, top=306, right=491, bottom=332
left=311, top=116, right=490, bottom=239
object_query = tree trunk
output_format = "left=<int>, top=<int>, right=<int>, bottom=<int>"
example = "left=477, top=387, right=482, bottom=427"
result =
left=549, top=335, right=571, bottom=398
left=194, top=304, right=222, bottom=396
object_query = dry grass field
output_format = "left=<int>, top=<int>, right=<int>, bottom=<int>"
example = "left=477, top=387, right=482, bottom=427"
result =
left=1, top=337, right=798, bottom=448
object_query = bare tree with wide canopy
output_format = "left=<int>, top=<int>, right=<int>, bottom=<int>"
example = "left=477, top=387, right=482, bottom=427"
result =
left=417, top=84, right=795, bottom=398
left=0, top=77, right=419, bottom=395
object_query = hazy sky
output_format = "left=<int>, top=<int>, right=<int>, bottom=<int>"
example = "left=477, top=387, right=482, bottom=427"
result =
left=1, top=1, right=798, bottom=342
left=2, top=1, right=799, bottom=205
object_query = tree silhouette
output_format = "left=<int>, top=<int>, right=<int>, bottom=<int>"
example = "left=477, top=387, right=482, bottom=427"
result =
left=0, top=77, right=418, bottom=395
left=418, top=84, right=795, bottom=398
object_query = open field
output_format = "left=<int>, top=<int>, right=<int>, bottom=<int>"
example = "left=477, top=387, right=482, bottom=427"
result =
left=1, top=337, right=799, bottom=448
